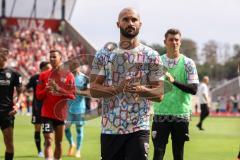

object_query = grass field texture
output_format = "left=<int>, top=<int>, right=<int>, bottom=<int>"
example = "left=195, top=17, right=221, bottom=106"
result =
left=0, top=116, right=239, bottom=160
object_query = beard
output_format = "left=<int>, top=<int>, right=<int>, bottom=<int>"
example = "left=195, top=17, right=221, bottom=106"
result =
left=120, top=26, right=139, bottom=39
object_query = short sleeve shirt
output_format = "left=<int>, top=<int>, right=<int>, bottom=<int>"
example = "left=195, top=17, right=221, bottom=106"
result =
left=91, top=43, right=164, bottom=134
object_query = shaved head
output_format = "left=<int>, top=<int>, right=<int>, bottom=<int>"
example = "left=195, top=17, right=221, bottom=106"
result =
left=118, top=7, right=140, bottom=21
left=202, top=76, right=209, bottom=84
left=117, top=7, right=142, bottom=39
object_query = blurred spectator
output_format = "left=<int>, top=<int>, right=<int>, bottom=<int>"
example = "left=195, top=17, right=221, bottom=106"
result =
left=231, top=94, right=239, bottom=113
left=217, top=96, right=226, bottom=112
left=0, top=26, right=87, bottom=84
left=197, top=76, right=210, bottom=130
left=226, top=98, right=232, bottom=113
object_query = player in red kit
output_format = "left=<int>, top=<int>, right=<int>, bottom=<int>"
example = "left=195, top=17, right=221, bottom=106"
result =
left=36, top=50, right=75, bottom=160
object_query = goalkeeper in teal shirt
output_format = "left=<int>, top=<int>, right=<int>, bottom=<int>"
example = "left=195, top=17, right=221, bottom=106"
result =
left=152, top=28, right=199, bottom=160
left=65, top=63, right=90, bottom=158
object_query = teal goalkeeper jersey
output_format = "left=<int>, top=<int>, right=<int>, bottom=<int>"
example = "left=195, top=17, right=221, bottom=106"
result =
left=67, top=73, right=88, bottom=114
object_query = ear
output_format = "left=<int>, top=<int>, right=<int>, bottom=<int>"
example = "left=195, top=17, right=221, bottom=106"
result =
left=164, top=40, right=166, bottom=45
left=117, top=21, right=120, bottom=28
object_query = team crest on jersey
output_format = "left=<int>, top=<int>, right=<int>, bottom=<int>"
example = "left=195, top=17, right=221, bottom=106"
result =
left=60, top=77, right=66, bottom=83
left=5, top=72, right=11, bottom=79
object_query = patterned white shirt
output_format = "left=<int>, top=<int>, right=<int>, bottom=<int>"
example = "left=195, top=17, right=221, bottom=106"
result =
left=91, top=43, right=164, bottom=134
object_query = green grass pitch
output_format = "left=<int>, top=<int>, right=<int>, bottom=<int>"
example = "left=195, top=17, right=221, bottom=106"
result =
left=0, top=116, right=239, bottom=160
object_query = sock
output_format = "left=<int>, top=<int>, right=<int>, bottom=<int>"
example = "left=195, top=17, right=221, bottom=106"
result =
left=5, top=152, right=14, bottom=160
left=34, top=131, right=41, bottom=153
left=76, top=125, right=84, bottom=151
left=65, top=128, right=74, bottom=146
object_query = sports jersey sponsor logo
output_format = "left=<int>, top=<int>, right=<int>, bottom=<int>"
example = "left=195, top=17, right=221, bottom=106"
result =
left=60, top=77, right=66, bottom=83
left=5, top=72, right=11, bottom=79
left=0, top=79, right=10, bottom=85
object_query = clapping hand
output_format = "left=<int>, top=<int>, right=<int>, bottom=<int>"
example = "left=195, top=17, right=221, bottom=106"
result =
left=47, top=80, right=61, bottom=95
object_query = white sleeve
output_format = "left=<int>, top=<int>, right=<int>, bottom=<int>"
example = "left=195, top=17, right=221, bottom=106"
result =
left=185, top=57, right=199, bottom=84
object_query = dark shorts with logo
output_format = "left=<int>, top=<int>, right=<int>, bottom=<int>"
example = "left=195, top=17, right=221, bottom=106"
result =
left=101, top=130, right=149, bottom=160
left=151, top=115, right=189, bottom=146
left=41, top=117, right=65, bottom=133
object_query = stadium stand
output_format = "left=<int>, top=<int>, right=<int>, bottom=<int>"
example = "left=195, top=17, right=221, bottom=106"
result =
left=0, top=25, right=92, bottom=84
left=0, top=0, right=96, bottom=114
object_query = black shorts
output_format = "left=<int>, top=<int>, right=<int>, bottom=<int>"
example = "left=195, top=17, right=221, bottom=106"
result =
left=32, top=115, right=42, bottom=124
left=101, top=130, right=149, bottom=160
left=0, top=115, right=15, bottom=130
left=151, top=115, right=189, bottom=146
left=31, top=101, right=42, bottom=124
left=41, top=117, right=65, bottom=133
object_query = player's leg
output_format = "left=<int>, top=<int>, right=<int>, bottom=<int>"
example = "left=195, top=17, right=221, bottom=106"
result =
left=42, top=118, right=54, bottom=159
left=1, top=116, right=15, bottom=160
left=197, top=104, right=209, bottom=130
left=3, top=127, right=14, bottom=160
left=33, top=113, right=43, bottom=156
left=32, top=101, right=44, bottom=157
left=172, top=141, right=185, bottom=160
left=75, top=124, right=84, bottom=157
left=54, top=123, right=65, bottom=159
left=65, top=122, right=75, bottom=156
left=202, top=104, right=209, bottom=125
left=151, top=115, right=171, bottom=160
left=125, top=130, right=149, bottom=160
left=43, top=133, right=53, bottom=159
left=197, top=104, right=203, bottom=129
left=34, top=124, right=43, bottom=157
left=171, top=118, right=189, bottom=160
